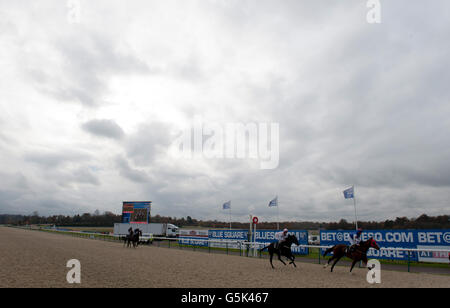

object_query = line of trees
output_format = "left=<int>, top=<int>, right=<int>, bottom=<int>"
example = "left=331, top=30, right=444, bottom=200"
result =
left=1, top=212, right=449, bottom=230
left=0, top=211, right=121, bottom=227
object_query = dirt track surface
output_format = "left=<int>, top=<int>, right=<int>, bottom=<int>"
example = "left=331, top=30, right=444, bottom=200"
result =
left=1, top=227, right=449, bottom=288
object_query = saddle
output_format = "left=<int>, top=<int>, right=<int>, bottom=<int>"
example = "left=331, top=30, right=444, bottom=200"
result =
left=346, top=244, right=361, bottom=256
left=275, top=241, right=288, bottom=251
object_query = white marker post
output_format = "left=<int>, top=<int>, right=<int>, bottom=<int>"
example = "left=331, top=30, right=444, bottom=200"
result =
left=252, top=216, right=259, bottom=257
left=249, top=214, right=252, bottom=257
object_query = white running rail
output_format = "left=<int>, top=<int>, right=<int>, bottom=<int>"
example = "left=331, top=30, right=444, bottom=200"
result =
left=23, top=227, right=450, bottom=254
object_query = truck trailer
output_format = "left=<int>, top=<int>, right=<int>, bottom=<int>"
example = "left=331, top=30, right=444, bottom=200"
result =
left=114, top=223, right=179, bottom=242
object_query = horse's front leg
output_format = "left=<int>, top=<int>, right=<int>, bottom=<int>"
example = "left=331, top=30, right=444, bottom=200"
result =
left=288, top=255, right=296, bottom=267
left=285, top=252, right=295, bottom=266
left=362, top=255, right=369, bottom=269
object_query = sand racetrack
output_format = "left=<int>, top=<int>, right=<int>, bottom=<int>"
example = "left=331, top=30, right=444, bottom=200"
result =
left=1, top=227, right=449, bottom=288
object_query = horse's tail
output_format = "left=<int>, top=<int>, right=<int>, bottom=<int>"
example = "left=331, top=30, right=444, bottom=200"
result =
left=323, top=246, right=335, bottom=257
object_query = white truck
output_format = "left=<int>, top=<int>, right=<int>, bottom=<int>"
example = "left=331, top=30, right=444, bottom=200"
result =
left=114, top=223, right=179, bottom=243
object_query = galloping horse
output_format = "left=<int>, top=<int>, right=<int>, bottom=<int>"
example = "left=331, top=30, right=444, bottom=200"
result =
left=260, top=234, right=300, bottom=269
left=322, top=237, right=380, bottom=272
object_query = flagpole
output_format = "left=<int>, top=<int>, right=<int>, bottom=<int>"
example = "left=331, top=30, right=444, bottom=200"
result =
left=277, top=196, right=279, bottom=230
left=353, top=185, right=358, bottom=230
left=229, top=207, right=232, bottom=230
left=277, top=206, right=279, bottom=230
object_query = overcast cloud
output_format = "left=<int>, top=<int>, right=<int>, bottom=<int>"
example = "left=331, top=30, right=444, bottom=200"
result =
left=0, top=0, right=449, bottom=222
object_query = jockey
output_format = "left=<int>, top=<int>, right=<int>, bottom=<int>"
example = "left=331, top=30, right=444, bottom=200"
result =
left=274, top=228, right=289, bottom=249
left=348, top=228, right=363, bottom=253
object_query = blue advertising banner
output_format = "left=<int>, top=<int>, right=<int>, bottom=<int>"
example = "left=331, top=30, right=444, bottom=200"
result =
left=320, top=229, right=450, bottom=262
left=255, top=230, right=309, bottom=255
left=207, top=229, right=309, bottom=254
left=208, top=230, right=248, bottom=249
left=178, top=230, right=209, bottom=247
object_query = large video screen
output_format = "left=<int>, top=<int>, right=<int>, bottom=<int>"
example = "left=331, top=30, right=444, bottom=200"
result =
left=122, top=201, right=151, bottom=224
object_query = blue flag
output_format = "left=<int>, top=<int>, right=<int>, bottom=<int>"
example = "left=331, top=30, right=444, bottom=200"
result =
left=223, top=201, right=231, bottom=210
left=343, top=187, right=354, bottom=199
left=268, top=196, right=278, bottom=207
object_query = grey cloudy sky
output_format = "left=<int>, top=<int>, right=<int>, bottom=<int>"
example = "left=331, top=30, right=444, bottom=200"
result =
left=0, top=0, right=449, bottom=223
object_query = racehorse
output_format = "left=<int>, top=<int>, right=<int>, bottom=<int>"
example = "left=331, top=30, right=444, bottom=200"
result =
left=123, top=228, right=142, bottom=248
left=123, top=228, right=133, bottom=248
left=259, top=234, right=300, bottom=269
left=130, top=229, right=142, bottom=248
left=322, top=237, right=380, bottom=272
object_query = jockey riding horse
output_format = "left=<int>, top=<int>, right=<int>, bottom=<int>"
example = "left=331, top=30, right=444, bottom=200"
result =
left=323, top=237, right=380, bottom=272
left=124, top=227, right=142, bottom=248
left=123, top=227, right=134, bottom=247
left=260, top=233, right=300, bottom=269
